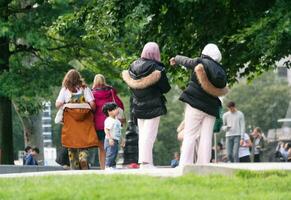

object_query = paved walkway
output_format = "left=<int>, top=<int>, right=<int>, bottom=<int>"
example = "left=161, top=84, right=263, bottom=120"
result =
left=0, top=163, right=291, bottom=178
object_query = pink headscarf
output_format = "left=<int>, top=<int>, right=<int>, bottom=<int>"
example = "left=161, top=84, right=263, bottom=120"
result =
left=141, top=42, right=161, bottom=62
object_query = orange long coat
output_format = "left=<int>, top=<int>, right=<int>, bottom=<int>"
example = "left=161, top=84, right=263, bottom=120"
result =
left=62, top=108, right=99, bottom=148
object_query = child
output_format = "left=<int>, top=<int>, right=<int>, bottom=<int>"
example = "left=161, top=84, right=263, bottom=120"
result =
left=102, top=102, right=122, bottom=170
left=239, top=133, right=252, bottom=162
left=25, top=147, right=39, bottom=165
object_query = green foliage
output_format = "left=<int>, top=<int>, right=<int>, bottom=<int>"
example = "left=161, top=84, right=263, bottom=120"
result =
left=113, top=0, right=290, bottom=84
left=223, top=71, right=291, bottom=132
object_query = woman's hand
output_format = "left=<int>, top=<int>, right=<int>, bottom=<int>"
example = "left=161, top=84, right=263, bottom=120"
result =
left=169, top=57, right=176, bottom=66
left=109, top=138, right=114, bottom=146
left=55, top=101, right=64, bottom=109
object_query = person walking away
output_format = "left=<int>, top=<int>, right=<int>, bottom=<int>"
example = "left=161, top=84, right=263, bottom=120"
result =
left=122, top=42, right=171, bottom=169
left=102, top=102, right=122, bottom=170
left=239, top=133, right=252, bottom=162
left=91, top=74, right=124, bottom=169
left=223, top=101, right=245, bottom=162
left=55, top=69, right=98, bottom=170
left=170, top=43, right=228, bottom=166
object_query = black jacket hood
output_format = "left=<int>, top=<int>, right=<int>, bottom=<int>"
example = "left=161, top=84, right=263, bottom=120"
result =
left=129, top=58, right=163, bottom=79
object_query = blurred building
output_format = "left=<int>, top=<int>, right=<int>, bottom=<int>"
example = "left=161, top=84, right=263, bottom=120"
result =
left=42, top=101, right=57, bottom=165
left=42, top=101, right=53, bottom=147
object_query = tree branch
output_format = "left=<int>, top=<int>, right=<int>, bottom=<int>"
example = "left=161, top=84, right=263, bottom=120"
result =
left=10, top=44, right=39, bottom=55
left=47, top=43, right=79, bottom=51
left=10, top=42, right=79, bottom=55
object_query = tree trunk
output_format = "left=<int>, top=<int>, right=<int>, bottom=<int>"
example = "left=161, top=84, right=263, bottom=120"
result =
left=0, top=31, right=14, bottom=163
left=22, top=113, right=44, bottom=165
left=0, top=97, right=13, bottom=164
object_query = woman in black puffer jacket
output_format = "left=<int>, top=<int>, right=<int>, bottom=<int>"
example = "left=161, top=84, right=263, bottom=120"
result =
left=170, top=43, right=228, bottom=166
left=122, top=42, right=171, bottom=168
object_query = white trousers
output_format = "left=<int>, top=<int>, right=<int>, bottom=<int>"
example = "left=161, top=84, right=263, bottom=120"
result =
left=180, top=104, right=216, bottom=166
left=138, top=116, right=160, bottom=164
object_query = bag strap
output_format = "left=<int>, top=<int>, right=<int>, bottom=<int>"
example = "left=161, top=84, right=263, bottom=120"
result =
left=111, top=89, right=116, bottom=103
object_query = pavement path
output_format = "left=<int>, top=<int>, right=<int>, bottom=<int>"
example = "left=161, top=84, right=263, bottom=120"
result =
left=0, top=163, right=291, bottom=178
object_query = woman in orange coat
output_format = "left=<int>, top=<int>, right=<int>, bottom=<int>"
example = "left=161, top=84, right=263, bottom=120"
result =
left=55, top=69, right=98, bottom=169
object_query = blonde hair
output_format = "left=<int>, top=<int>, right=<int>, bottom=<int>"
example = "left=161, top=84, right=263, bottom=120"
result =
left=93, top=74, right=106, bottom=89
left=62, top=69, right=86, bottom=92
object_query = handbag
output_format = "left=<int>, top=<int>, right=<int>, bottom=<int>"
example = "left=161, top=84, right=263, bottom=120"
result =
left=54, top=108, right=64, bottom=124
left=55, top=146, right=69, bottom=166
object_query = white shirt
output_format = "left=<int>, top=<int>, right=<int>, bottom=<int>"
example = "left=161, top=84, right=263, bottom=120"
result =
left=253, top=137, right=261, bottom=155
left=223, top=110, right=245, bottom=137
left=104, top=117, right=122, bottom=141
left=56, top=87, right=94, bottom=104
left=239, top=133, right=251, bottom=158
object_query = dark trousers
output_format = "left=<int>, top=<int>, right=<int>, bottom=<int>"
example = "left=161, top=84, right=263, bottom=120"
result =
left=239, top=155, right=251, bottom=162
left=104, top=139, right=119, bottom=167
left=254, top=154, right=261, bottom=162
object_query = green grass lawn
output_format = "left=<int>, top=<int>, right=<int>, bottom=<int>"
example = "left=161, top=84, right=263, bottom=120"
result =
left=0, top=171, right=290, bottom=200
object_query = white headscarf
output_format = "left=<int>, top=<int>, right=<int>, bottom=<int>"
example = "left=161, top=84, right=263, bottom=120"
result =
left=201, top=43, right=222, bottom=63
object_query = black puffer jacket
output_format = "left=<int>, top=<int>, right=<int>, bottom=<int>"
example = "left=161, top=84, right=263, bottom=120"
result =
left=122, top=58, right=171, bottom=119
left=175, top=55, right=228, bottom=117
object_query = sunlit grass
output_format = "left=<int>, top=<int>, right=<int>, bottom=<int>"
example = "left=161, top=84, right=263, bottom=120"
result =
left=0, top=171, right=290, bottom=200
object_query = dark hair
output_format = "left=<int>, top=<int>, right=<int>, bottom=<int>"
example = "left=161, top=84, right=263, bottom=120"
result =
left=102, top=102, right=118, bottom=116
left=254, top=127, right=262, bottom=133
left=227, top=101, right=235, bottom=108
left=24, top=146, right=32, bottom=153
left=33, top=147, right=40, bottom=154
left=217, top=142, right=223, bottom=149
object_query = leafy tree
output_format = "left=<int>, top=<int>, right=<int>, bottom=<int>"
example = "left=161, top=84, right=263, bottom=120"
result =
left=223, top=71, right=291, bottom=133
left=0, top=0, right=78, bottom=163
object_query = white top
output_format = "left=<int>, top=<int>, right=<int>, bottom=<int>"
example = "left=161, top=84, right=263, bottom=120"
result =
left=239, top=133, right=251, bottom=158
left=253, top=137, right=261, bottom=155
left=223, top=110, right=245, bottom=137
left=56, top=87, right=94, bottom=104
left=104, top=117, right=122, bottom=141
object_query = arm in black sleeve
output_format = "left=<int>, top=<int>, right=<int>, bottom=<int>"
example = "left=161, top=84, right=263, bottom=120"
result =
left=174, top=55, right=200, bottom=69
left=157, top=70, right=171, bottom=94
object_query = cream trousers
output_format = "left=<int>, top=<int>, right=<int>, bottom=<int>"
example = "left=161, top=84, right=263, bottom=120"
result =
left=180, top=104, right=216, bottom=166
left=137, top=116, right=160, bottom=164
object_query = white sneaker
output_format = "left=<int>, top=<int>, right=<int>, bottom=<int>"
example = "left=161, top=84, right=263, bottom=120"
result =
left=139, top=164, right=156, bottom=169
left=105, top=167, right=114, bottom=171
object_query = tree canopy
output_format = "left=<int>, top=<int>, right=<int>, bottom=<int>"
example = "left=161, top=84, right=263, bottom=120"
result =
left=1, top=0, right=290, bottom=108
